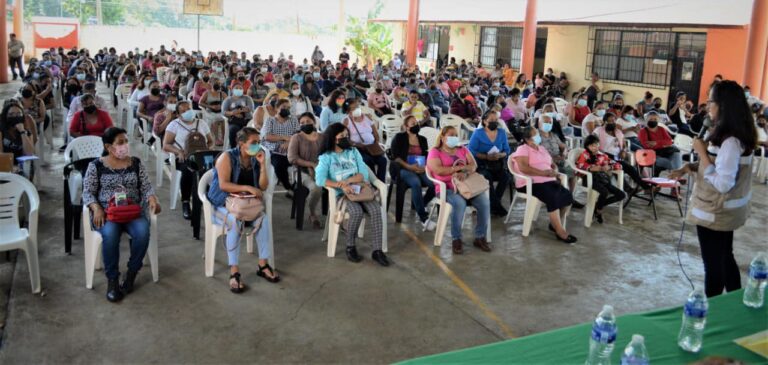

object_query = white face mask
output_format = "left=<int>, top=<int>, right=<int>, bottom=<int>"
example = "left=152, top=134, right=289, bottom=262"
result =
left=292, top=89, right=301, bottom=96
left=352, top=108, right=363, bottom=117
left=167, top=103, right=177, bottom=111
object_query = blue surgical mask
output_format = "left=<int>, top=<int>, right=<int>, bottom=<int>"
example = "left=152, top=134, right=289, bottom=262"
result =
left=233, top=89, right=244, bottom=97
left=532, top=134, right=542, bottom=145
left=577, top=99, right=588, bottom=107
left=246, top=143, right=261, bottom=156
left=313, top=72, right=320, bottom=79
left=745, top=91, right=751, bottom=98
left=76, top=73, right=86, bottom=81
left=541, top=122, right=553, bottom=133
left=182, top=109, right=197, bottom=121
left=446, top=136, right=460, bottom=148
left=596, top=109, right=606, bottom=117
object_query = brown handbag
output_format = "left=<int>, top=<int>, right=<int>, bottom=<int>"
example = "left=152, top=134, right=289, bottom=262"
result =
left=344, top=183, right=376, bottom=202
left=451, top=159, right=489, bottom=199
left=225, top=193, right=264, bottom=221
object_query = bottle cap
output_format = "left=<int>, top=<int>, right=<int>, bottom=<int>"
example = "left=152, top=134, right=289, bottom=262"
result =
left=602, top=305, right=614, bottom=313
left=632, top=334, right=644, bottom=343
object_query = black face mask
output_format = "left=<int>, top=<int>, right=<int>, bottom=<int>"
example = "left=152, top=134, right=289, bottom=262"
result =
left=459, top=93, right=468, bottom=99
left=399, top=82, right=406, bottom=87
left=487, top=122, right=498, bottom=131
left=238, top=76, right=245, bottom=81
left=406, top=125, right=420, bottom=134
left=647, top=120, right=658, bottom=128
left=336, top=137, right=352, bottom=150
left=67, top=84, right=79, bottom=93
left=300, top=124, right=315, bottom=134
left=605, top=123, right=616, bottom=132
left=21, top=89, right=33, bottom=98
left=409, top=79, right=416, bottom=84
left=500, top=102, right=507, bottom=108
left=213, top=84, right=221, bottom=91
left=7, top=116, right=24, bottom=127
left=257, top=80, right=264, bottom=85
left=84, top=105, right=97, bottom=114
left=279, top=109, right=291, bottom=118
left=375, top=88, right=382, bottom=94
left=202, top=76, right=210, bottom=82
left=653, top=103, right=662, bottom=109
left=150, top=88, right=161, bottom=96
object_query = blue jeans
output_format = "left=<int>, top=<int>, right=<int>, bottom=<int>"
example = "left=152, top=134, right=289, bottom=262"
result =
left=213, top=206, right=272, bottom=266
left=96, top=216, right=150, bottom=280
left=399, top=169, right=435, bottom=221
left=445, top=190, right=490, bottom=241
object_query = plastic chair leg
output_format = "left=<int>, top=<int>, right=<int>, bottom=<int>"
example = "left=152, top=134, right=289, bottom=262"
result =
left=170, top=171, right=181, bottom=210
left=327, top=219, right=340, bottom=257
left=24, top=239, right=41, bottom=294
left=148, top=214, right=158, bottom=282
left=433, top=203, right=452, bottom=246
left=504, top=193, right=518, bottom=224
left=358, top=218, right=365, bottom=239
left=584, top=191, right=598, bottom=228
left=395, top=183, right=407, bottom=223
left=204, top=230, right=216, bottom=277
left=522, top=199, right=538, bottom=237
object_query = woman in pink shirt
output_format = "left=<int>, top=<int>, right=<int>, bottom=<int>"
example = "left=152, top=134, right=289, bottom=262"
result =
left=511, top=126, right=577, bottom=243
left=368, top=81, right=393, bottom=116
left=426, top=126, right=491, bottom=255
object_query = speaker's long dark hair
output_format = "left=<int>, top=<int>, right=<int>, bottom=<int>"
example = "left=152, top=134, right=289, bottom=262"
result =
left=706, top=81, right=757, bottom=155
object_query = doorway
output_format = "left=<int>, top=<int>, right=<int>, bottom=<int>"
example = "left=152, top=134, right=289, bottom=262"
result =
left=533, top=27, right=548, bottom=75
left=669, top=33, right=706, bottom=106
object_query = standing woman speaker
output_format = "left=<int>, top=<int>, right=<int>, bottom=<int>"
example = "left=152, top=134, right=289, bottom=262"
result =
left=670, top=80, right=758, bottom=298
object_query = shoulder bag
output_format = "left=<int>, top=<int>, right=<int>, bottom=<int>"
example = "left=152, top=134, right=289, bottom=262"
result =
left=451, top=158, right=489, bottom=200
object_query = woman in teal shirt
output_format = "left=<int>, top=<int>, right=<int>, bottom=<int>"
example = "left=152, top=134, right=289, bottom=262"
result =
left=468, top=110, right=512, bottom=216
left=319, top=89, right=347, bottom=131
left=315, top=123, right=389, bottom=266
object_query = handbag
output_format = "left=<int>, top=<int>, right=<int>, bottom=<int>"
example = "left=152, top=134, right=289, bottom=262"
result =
left=349, top=117, right=385, bottom=156
left=105, top=193, right=142, bottom=224
left=451, top=159, right=489, bottom=199
left=655, top=146, right=680, bottom=158
left=225, top=193, right=264, bottom=222
left=334, top=183, right=377, bottom=224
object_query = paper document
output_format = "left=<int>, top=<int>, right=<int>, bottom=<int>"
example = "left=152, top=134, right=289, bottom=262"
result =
left=487, top=146, right=500, bottom=155
left=734, top=330, right=768, bottom=359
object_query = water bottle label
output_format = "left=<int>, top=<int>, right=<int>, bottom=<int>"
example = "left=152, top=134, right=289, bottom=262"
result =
left=684, top=303, right=707, bottom=318
left=591, top=326, right=617, bottom=343
left=750, top=267, right=768, bottom=280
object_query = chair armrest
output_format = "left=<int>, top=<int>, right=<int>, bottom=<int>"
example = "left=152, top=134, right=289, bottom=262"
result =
left=557, top=173, right=568, bottom=188
left=575, top=167, right=592, bottom=188
left=426, top=172, right=447, bottom=202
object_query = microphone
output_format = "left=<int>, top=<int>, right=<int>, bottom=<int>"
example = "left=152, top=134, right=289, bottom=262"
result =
left=698, top=117, right=711, bottom=139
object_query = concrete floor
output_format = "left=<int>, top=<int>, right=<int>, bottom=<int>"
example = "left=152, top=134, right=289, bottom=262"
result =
left=0, top=80, right=766, bottom=364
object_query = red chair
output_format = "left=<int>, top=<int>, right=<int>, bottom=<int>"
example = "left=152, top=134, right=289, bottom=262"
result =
left=624, top=149, right=683, bottom=220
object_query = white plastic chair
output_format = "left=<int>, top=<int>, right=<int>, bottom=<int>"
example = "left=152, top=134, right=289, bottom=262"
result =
left=674, top=134, right=695, bottom=163
left=424, top=168, right=492, bottom=247
left=82, top=206, right=158, bottom=289
left=554, top=98, right=568, bottom=115
left=322, top=167, right=388, bottom=257
left=153, top=131, right=182, bottom=210
left=64, top=136, right=103, bottom=205
left=756, top=146, right=767, bottom=183
left=418, top=126, right=440, bottom=149
left=567, top=148, right=624, bottom=227
left=0, top=173, right=41, bottom=293
left=380, top=114, right=404, bottom=149
left=115, top=83, right=133, bottom=128
left=197, top=153, right=277, bottom=277
left=504, top=157, right=568, bottom=236
left=439, top=113, right=475, bottom=140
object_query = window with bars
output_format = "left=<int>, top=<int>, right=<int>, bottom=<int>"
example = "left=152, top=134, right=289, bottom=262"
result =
left=479, top=26, right=523, bottom=69
left=418, top=25, right=446, bottom=60
left=586, top=27, right=675, bottom=88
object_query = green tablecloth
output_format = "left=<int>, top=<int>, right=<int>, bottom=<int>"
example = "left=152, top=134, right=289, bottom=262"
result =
left=400, top=290, right=768, bottom=364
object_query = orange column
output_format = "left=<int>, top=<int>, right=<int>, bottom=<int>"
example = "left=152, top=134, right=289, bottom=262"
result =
left=743, top=0, right=768, bottom=98
left=13, top=0, right=23, bottom=41
left=520, top=0, right=538, bottom=77
left=762, top=39, right=768, bottom=98
left=405, top=0, right=420, bottom=66
left=0, top=0, right=8, bottom=83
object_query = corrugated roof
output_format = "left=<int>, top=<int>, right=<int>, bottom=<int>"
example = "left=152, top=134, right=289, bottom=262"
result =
left=374, top=0, right=752, bottom=27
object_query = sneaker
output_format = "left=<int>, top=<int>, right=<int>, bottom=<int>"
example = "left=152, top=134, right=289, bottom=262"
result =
left=421, top=218, right=436, bottom=231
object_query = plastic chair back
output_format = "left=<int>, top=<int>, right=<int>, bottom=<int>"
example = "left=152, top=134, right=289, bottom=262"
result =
left=674, top=134, right=693, bottom=153
left=418, top=127, right=440, bottom=148
left=0, top=172, right=38, bottom=231
left=635, top=149, right=657, bottom=168
left=439, top=114, right=464, bottom=130
left=64, top=136, right=103, bottom=163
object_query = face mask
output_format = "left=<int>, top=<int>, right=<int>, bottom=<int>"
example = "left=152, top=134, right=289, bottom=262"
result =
left=336, top=99, right=345, bottom=107
left=359, top=75, right=366, bottom=81
left=167, top=103, right=177, bottom=111
left=182, top=109, right=196, bottom=121
left=491, top=91, right=499, bottom=96
left=605, top=123, right=616, bottom=132
left=261, top=67, right=268, bottom=73
left=418, top=88, right=426, bottom=94
left=383, top=76, right=390, bottom=81
left=279, top=109, right=291, bottom=118
left=745, top=91, right=751, bottom=98
left=150, top=88, right=160, bottom=96
left=399, top=82, right=406, bottom=88
left=202, top=76, right=210, bottom=82
left=21, top=89, right=33, bottom=98
left=541, top=122, right=553, bottom=133
left=76, top=73, right=86, bottom=81
left=196, top=61, right=204, bottom=66
left=352, top=108, right=363, bottom=117
left=446, top=136, right=460, bottom=148
left=577, top=99, right=588, bottom=107
left=180, top=71, right=188, bottom=77
left=246, top=143, right=261, bottom=156
left=237, top=76, right=246, bottom=81
left=409, top=125, right=420, bottom=134
left=214, top=67, right=222, bottom=72
left=625, top=115, right=635, bottom=122
left=653, top=103, right=662, bottom=109
left=647, top=120, right=659, bottom=128
left=300, top=124, right=315, bottom=134
left=8, top=116, right=24, bottom=127
left=532, top=134, right=542, bottom=145
left=276, top=83, right=284, bottom=89
left=292, top=89, right=301, bottom=96
left=487, top=121, right=498, bottom=131
left=596, top=109, right=606, bottom=117
left=32, top=72, right=40, bottom=79
left=337, top=137, right=352, bottom=150
left=84, top=105, right=97, bottom=114
left=233, top=89, right=244, bottom=97
left=375, top=88, right=382, bottom=94
left=67, top=84, right=79, bottom=92
left=112, top=144, right=130, bottom=159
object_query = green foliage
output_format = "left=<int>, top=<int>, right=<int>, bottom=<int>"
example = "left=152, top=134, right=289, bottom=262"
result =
left=344, top=0, right=393, bottom=65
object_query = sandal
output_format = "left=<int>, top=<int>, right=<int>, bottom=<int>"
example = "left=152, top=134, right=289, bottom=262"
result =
left=310, top=216, right=322, bottom=230
left=229, top=272, right=246, bottom=294
left=257, top=264, right=280, bottom=283
left=556, top=233, right=578, bottom=244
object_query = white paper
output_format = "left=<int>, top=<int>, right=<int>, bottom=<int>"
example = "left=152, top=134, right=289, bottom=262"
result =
left=487, top=146, right=500, bottom=155
left=16, top=156, right=39, bottom=162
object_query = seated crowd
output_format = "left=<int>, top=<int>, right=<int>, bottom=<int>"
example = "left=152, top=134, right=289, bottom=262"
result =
left=2, top=44, right=767, bottom=303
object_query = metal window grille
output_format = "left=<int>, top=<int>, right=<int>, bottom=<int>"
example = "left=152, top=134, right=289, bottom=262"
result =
left=586, top=26, right=675, bottom=89
left=479, top=26, right=523, bottom=69
left=418, top=25, right=446, bottom=60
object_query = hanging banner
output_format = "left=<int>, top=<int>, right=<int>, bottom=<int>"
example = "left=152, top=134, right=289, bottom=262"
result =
left=31, top=17, right=79, bottom=49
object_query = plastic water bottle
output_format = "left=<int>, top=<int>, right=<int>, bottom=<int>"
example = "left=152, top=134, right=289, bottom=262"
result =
left=677, top=288, right=708, bottom=352
left=743, top=253, right=768, bottom=308
left=586, top=305, right=617, bottom=365
left=620, top=335, right=649, bottom=365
